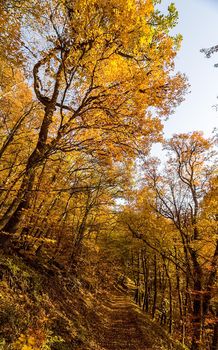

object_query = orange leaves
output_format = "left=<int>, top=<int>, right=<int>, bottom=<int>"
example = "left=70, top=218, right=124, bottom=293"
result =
left=0, top=0, right=188, bottom=256
left=18, top=0, right=188, bottom=167
left=96, top=55, right=131, bottom=86
left=0, top=7, right=23, bottom=66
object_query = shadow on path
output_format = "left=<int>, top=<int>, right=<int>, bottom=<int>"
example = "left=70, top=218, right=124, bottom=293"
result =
left=96, top=294, right=160, bottom=350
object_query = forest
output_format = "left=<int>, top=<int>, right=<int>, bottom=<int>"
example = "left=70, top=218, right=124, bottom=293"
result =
left=0, top=1, right=217, bottom=350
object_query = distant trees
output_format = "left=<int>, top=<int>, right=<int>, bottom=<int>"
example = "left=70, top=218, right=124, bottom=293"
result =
left=122, top=132, right=217, bottom=350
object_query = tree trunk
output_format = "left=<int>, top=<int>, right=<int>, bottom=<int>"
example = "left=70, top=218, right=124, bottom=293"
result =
left=142, top=251, right=149, bottom=313
left=190, top=250, right=203, bottom=350
left=0, top=58, right=63, bottom=234
left=211, top=316, right=218, bottom=350
left=163, top=260, right=173, bottom=334
left=1, top=111, right=51, bottom=233
left=152, top=254, right=157, bottom=319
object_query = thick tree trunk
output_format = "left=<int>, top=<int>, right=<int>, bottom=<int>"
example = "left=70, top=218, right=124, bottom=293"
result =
left=0, top=56, right=64, bottom=235
left=1, top=107, right=53, bottom=233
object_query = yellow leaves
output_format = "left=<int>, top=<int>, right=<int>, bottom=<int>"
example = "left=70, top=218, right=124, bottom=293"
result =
left=97, top=55, right=131, bottom=85
left=0, top=7, right=23, bottom=66
left=12, top=319, right=49, bottom=350
left=125, top=0, right=153, bottom=21
left=0, top=61, right=32, bottom=116
left=145, top=0, right=154, bottom=15
left=126, top=0, right=136, bottom=13
left=0, top=0, right=187, bottom=264
left=13, top=334, right=40, bottom=350
left=139, top=28, right=153, bottom=48
left=67, top=0, right=156, bottom=57
left=57, top=0, right=186, bottom=154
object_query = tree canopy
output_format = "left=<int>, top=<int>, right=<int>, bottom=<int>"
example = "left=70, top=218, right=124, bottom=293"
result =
left=0, top=2, right=217, bottom=350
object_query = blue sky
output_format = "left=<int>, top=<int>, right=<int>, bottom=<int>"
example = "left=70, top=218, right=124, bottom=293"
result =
left=157, top=0, right=218, bottom=138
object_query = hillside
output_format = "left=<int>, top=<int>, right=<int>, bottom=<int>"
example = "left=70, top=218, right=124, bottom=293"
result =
left=0, top=247, right=188, bottom=350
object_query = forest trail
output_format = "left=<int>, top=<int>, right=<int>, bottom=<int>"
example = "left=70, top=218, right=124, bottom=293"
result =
left=95, top=293, right=160, bottom=350
left=0, top=251, right=186, bottom=350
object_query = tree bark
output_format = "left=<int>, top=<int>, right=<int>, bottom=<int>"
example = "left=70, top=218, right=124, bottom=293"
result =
left=0, top=58, right=64, bottom=234
left=190, top=249, right=203, bottom=350
left=152, top=254, right=157, bottom=319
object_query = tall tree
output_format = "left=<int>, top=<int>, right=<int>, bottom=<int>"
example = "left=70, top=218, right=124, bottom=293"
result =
left=121, top=132, right=217, bottom=350
left=0, top=0, right=187, bottom=234
left=144, top=132, right=217, bottom=350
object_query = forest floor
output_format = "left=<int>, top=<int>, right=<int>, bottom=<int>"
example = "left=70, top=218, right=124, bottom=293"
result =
left=90, top=287, right=187, bottom=350
left=0, top=245, right=187, bottom=350
left=93, top=293, right=164, bottom=350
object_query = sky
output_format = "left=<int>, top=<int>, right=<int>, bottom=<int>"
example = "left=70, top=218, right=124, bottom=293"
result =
left=154, top=0, right=218, bottom=143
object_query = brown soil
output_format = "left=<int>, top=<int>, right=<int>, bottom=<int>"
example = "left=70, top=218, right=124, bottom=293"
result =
left=95, top=294, right=155, bottom=350
left=88, top=286, right=185, bottom=350
left=0, top=252, right=186, bottom=350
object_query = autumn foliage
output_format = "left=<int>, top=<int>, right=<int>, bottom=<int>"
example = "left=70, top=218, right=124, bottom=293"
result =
left=0, top=1, right=216, bottom=350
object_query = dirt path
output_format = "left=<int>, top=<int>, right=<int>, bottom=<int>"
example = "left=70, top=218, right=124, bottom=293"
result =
left=96, top=293, right=157, bottom=350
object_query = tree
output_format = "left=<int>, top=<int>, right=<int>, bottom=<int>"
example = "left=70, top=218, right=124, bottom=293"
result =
left=120, top=132, right=217, bottom=349
left=0, top=0, right=187, bottom=234
left=144, top=132, right=217, bottom=350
